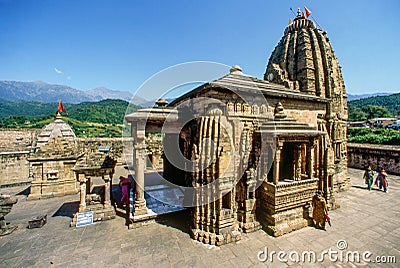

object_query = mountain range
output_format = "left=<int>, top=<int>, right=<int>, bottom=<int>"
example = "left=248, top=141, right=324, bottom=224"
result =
left=0, top=80, right=146, bottom=105
left=347, top=93, right=391, bottom=101
left=0, top=80, right=396, bottom=106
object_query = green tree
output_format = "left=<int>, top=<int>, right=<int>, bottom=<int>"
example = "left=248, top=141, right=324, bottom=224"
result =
left=348, top=104, right=367, bottom=121
left=363, top=105, right=392, bottom=119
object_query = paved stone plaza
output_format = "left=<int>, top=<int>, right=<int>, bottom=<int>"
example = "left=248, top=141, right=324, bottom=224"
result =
left=0, top=168, right=399, bottom=267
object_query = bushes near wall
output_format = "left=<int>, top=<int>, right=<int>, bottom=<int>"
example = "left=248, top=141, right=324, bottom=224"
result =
left=347, top=127, right=400, bottom=145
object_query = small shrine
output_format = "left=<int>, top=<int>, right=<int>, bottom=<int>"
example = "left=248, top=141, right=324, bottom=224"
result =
left=27, top=112, right=80, bottom=200
left=70, top=151, right=117, bottom=226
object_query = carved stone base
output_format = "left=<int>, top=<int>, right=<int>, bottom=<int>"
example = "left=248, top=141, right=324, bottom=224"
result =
left=240, top=221, right=262, bottom=233
left=259, top=207, right=309, bottom=237
left=133, top=201, right=148, bottom=216
left=27, top=180, right=79, bottom=200
left=190, top=227, right=242, bottom=246
left=332, top=170, right=352, bottom=193
left=237, top=199, right=261, bottom=233
left=237, top=212, right=262, bottom=233
left=327, top=193, right=340, bottom=210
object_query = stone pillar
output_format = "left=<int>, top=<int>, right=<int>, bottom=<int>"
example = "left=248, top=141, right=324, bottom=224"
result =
left=103, top=174, right=111, bottom=208
left=273, top=141, right=283, bottom=185
left=132, top=121, right=148, bottom=216
left=307, top=139, right=316, bottom=179
left=295, top=144, right=302, bottom=181
left=78, top=174, right=87, bottom=212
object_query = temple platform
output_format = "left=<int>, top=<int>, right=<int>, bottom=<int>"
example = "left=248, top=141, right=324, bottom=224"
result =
left=113, top=171, right=187, bottom=223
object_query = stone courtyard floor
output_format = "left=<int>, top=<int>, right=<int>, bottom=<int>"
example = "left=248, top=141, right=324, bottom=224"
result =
left=0, top=168, right=399, bottom=267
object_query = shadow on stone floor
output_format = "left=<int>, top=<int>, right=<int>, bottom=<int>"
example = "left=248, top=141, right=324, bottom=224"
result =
left=16, top=186, right=30, bottom=196
left=352, top=185, right=382, bottom=192
left=155, top=209, right=191, bottom=235
left=52, top=201, right=79, bottom=218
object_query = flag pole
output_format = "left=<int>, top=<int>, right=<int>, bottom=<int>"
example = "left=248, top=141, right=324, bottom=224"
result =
left=311, top=15, right=323, bottom=29
left=289, top=7, right=296, bottom=16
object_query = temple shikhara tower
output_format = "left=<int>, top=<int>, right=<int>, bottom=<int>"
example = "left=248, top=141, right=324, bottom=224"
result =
left=126, top=9, right=349, bottom=245
left=265, top=8, right=349, bottom=195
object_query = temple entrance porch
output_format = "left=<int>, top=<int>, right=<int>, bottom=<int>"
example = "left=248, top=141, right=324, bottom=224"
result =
left=257, top=121, right=324, bottom=237
left=125, top=100, right=186, bottom=222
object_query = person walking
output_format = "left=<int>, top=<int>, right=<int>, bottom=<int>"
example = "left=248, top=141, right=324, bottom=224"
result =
left=119, top=176, right=132, bottom=226
left=376, top=168, right=389, bottom=193
left=312, top=190, right=328, bottom=230
left=363, top=166, right=374, bottom=191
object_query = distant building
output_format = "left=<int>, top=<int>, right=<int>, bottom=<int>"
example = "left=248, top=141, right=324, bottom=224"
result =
left=348, top=121, right=368, bottom=128
left=388, top=120, right=400, bottom=130
left=368, top=118, right=396, bottom=129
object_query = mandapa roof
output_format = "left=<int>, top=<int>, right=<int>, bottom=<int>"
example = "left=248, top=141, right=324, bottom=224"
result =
left=169, top=70, right=328, bottom=107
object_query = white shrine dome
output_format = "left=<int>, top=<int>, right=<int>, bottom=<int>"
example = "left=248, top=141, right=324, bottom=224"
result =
left=34, top=113, right=76, bottom=149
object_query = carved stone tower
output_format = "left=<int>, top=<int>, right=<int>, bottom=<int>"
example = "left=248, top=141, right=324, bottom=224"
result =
left=264, top=8, right=350, bottom=197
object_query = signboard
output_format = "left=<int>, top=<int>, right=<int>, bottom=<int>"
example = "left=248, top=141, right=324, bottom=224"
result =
left=98, top=146, right=110, bottom=153
left=76, top=211, right=94, bottom=227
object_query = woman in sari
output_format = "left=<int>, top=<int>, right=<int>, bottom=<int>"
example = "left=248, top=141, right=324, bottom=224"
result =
left=377, top=168, right=389, bottom=193
left=363, top=166, right=374, bottom=191
left=312, top=190, right=328, bottom=230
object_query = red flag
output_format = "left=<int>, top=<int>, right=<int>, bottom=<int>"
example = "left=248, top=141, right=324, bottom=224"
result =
left=305, top=7, right=312, bottom=17
left=57, top=100, right=67, bottom=113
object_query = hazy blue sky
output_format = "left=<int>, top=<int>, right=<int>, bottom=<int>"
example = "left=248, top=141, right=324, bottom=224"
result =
left=0, top=0, right=399, bottom=97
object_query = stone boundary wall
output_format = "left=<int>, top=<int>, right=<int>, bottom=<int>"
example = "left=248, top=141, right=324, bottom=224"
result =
left=0, top=151, right=31, bottom=185
left=0, top=129, right=37, bottom=152
left=0, top=129, right=36, bottom=186
left=75, top=137, right=133, bottom=165
left=347, top=143, right=400, bottom=175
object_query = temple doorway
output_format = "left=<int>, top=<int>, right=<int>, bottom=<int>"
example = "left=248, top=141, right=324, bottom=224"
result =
left=280, top=142, right=297, bottom=181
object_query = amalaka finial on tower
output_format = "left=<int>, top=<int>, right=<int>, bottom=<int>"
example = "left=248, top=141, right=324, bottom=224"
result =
left=156, top=98, right=168, bottom=107
left=230, top=65, right=243, bottom=74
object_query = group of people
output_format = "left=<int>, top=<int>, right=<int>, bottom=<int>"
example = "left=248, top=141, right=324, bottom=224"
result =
left=363, top=166, right=389, bottom=192
left=311, top=165, right=391, bottom=230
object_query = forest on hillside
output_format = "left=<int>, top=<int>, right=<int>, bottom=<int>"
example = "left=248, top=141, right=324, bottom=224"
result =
left=348, top=93, right=400, bottom=121
left=2, top=94, right=400, bottom=141
left=0, top=99, right=140, bottom=137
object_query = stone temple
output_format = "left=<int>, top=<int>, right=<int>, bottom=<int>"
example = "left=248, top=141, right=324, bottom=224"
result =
left=125, top=11, right=349, bottom=245
left=27, top=113, right=80, bottom=200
